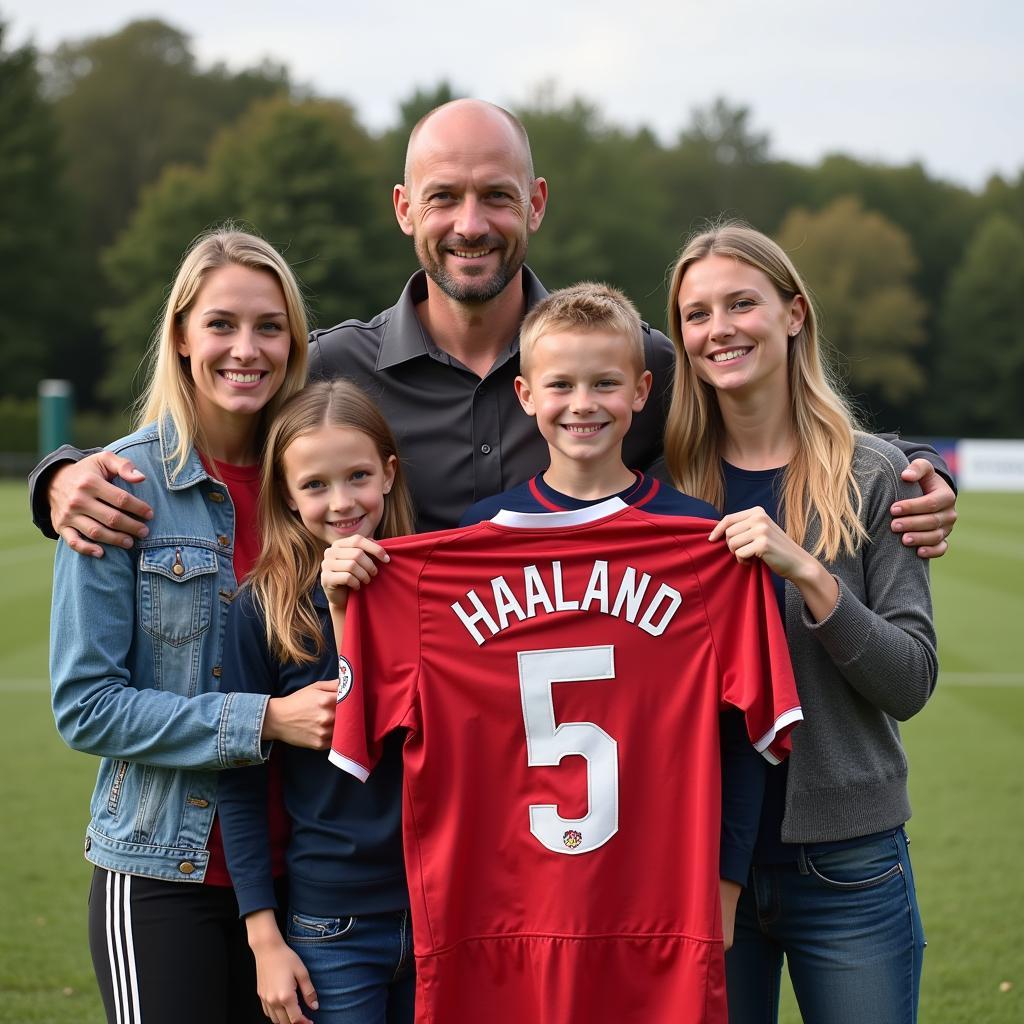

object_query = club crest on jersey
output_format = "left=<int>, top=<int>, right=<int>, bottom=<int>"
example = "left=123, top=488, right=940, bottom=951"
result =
left=563, top=830, right=583, bottom=850
left=337, top=657, right=354, bottom=702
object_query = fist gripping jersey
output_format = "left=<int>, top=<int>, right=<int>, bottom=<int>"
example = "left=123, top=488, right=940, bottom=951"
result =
left=330, top=499, right=802, bottom=1024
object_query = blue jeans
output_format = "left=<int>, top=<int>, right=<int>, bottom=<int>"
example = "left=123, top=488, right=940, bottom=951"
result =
left=286, top=908, right=415, bottom=1024
left=726, top=829, right=926, bottom=1024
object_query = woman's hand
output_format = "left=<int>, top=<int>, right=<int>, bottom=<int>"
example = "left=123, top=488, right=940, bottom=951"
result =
left=320, top=535, right=391, bottom=611
left=262, top=682, right=338, bottom=750
left=247, top=910, right=318, bottom=1024
left=709, top=506, right=839, bottom=621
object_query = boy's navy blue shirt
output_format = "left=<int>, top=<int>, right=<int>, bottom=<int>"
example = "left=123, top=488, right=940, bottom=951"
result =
left=461, top=470, right=720, bottom=525
left=461, top=470, right=764, bottom=885
left=217, top=585, right=407, bottom=918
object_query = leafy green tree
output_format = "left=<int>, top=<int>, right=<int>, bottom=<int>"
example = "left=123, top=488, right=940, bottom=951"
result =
left=980, top=170, right=1024, bottom=228
left=43, top=19, right=289, bottom=255
left=806, top=155, right=980, bottom=321
left=777, top=197, right=926, bottom=420
left=658, top=99, right=810, bottom=250
left=0, top=22, right=80, bottom=397
left=518, top=91, right=672, bottom=327
left=101, top=97, right=393, bottom=405
left=932, top=214, right=1024, bottom=436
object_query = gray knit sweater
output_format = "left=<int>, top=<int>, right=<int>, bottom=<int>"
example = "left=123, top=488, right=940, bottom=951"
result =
left=780, top=433, right=938, bottom=843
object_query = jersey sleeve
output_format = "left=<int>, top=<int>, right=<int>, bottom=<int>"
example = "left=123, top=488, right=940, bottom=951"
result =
left=702, top=552, right=802, bottom=763
left=328, top=541, right=424, bottom=781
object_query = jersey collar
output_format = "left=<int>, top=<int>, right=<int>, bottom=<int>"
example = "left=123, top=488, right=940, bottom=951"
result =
left=490, top=497, right=629, bottom=529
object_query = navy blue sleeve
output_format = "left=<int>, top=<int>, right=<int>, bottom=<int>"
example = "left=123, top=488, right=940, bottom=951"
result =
left=217, top=589, right=280, bottom=917
left=879, top=434, right=956, bottom=492
left=719, top=710, right=766, bottom=885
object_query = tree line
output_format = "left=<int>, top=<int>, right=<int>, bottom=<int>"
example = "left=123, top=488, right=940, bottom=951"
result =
left=3, top=17, right=1023, bottom=439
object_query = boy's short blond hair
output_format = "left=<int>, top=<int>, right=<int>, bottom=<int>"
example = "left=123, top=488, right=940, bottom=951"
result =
left=519, top=282, right=646, bottom=376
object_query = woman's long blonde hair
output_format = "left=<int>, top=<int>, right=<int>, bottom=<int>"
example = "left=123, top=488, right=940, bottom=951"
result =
left=248, top=380, right=415, bottom=664
left=135, top=227, right=309, bottom=474
left=664, top=221, right=866, bottom=560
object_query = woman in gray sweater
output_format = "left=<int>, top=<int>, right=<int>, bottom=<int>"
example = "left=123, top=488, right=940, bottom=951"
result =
left=663, top=222, right=937, bottom=1024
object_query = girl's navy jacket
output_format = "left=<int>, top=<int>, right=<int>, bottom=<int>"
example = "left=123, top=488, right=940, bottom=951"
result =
left=217, top=584, right=408, bottom=918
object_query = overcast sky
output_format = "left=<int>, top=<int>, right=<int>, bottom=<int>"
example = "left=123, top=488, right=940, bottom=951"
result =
left=5, top=0, right=1021, bottom=190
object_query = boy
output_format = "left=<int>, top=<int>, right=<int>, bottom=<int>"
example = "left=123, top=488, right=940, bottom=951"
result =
left=461, top=282, right=720, bottom=523
left=461, top=281, right=767, bottom=950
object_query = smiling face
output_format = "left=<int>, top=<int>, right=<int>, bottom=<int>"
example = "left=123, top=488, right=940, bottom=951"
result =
left=394, top=101, right=547, bottom=304
left=675, top=254, right=806, bottom=400
left=175, top=264, right=292, bottom=441
left=515, top=329, right=652, bottom=476
left=282, top=424, right=397, bottom=545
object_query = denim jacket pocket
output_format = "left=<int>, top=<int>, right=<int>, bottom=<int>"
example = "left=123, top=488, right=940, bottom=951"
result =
left=139, top=544, right=218, bottom=648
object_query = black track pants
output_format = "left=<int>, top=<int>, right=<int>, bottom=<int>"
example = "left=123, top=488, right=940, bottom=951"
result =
left=87, top=866, right=277, bottom=1024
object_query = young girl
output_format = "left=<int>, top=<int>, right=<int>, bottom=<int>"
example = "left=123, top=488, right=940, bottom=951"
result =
left=663, top=222, right=938, bottom=1024
left=217, top=379, right=416, bottom=1024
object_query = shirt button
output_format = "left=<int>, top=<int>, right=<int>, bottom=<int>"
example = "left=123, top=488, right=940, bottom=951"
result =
left=480, top=444, right=492, bottom=455
left=178, top=861, right=196, bottom=875
left=218, top=535, right=230, bottom=547
left=212, top=665, right=222, bottom=678
left=208, top=492, right=225, bottom=503
left=477, top=386, right=488, bottom=396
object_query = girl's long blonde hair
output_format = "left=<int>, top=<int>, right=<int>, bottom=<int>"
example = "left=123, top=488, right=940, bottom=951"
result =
left=136, top=227, right=309, bottom=474
left=665, top=221, right=867, bottom=561
left=249, top=380, right=415, bottom=664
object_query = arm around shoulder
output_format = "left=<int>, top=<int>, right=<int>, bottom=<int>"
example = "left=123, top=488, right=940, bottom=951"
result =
left=29, top=445, right=92, bottom=538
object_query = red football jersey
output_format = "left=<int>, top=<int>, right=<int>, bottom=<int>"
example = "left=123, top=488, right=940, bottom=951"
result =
left=330, top=499, right=801, bottom=1024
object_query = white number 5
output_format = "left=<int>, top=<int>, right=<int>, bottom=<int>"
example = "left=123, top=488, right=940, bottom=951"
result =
left=517, top=645, right=618, bottom=855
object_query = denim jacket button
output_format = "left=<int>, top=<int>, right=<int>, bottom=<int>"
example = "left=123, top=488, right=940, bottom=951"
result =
left=84, top=836, right=92, bottom=852
left=172, top=562, right=185, bottom=576
left=178, top=861, right=196, bottom=875
left=212, top=666, right=222, bottom=678
left=217, top=535, right=230, bottom=547
left=208, top=492, right=225, bottom=503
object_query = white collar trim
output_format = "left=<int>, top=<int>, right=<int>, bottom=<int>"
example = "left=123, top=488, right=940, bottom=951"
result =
left=490, top=497, right=629, bottom=530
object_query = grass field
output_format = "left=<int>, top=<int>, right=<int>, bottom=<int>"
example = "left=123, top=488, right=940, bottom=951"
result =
left=0, top=482, right=1021, bottom=1023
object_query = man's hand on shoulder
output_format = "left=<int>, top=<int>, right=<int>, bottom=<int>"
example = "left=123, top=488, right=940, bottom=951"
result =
left=890, top=458, right=958, bottom=560
left=51, top=452, right=154, bottom=558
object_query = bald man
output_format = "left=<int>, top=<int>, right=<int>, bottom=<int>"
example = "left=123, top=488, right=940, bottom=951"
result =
left=32, top=99, right=957, bottom=541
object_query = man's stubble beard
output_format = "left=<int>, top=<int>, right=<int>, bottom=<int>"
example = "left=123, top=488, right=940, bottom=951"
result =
left=415, top=234, right=528, bottom=305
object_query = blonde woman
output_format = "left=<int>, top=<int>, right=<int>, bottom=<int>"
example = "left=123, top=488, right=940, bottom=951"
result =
left=50, top=229, right=337, bottom=1024
left=664, top=222, right=937, bottom=1024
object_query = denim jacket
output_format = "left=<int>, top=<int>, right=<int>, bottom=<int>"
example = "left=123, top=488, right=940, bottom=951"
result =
left=50, top=419, right=270, bottom=882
